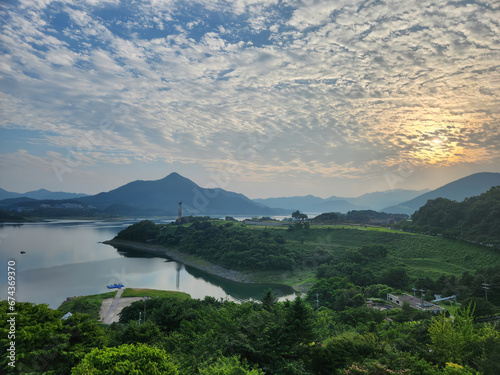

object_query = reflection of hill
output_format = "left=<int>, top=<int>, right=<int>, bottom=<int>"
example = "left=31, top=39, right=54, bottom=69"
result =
left=114, top=246, right=163, bottom=259
left=112, top=245, right=295, bottom=301
left=183, top=265, right=295, bottom=301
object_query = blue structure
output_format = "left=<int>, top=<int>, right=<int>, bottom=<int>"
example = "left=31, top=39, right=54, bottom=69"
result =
left=107, top=282, right=124, bottom=289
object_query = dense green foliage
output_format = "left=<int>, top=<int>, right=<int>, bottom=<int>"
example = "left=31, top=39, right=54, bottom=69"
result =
left=19, top=216, right=489, bottom=374
left=311, top=210, right=408, bottom=224
left=0, top=301, right=107, bottom=374
left=115, top=219, right=500, bottom=284
left=117, top=220, right=301, bottom=271
left=0, top=209, right=28, bottom=222
left=397, top=186, right=500, bottom=247
left=3, top=289, right=499, bottom=374
left=71, top=343, right=179, bottom=374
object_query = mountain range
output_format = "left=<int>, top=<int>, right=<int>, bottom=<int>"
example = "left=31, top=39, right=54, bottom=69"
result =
left=1, top=172, right=499, bottom=217
left=382, top=172, right=500, bottom=214
left=0, top=173, right=280, bottom=217
left=253, top=189, right=429, bottom=214
left=0, top=188, right=88, bottom=201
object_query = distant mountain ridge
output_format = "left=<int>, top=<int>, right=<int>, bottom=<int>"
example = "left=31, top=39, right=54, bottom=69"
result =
left=253, top=189, right=429, bottom=213
left=383, top=172, right=500, bottom=214
left=0, top=188, right=88, bottom=201
left=76, top=172, right=281, bottom=216
left=2, top=172, right=499, bottom=218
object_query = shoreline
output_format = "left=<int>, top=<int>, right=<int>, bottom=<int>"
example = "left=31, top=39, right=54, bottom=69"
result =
left=102, top=238, right=255, bottom=284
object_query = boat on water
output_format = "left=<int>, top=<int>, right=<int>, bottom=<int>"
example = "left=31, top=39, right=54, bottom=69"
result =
left=107, top=282, right=124, bottom=289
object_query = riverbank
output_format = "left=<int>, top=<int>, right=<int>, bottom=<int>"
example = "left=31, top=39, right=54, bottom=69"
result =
left=103, top=238, right=256, bottom=284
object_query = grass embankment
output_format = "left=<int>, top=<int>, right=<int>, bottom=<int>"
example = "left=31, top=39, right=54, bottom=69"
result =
left=58, top=291, right=118, bottom=320
left=121, top=288, right=190, bottom=299
left=58, top=288, right=190, bottom=320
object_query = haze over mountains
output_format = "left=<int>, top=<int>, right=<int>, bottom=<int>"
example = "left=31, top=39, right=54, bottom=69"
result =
left=253, top=189, right=429, bottom=214
left=1, top=172, right=499, bottom=217
left=0, top=188, right=88, bottom=201
left=383, top=172, right=500, bottom=214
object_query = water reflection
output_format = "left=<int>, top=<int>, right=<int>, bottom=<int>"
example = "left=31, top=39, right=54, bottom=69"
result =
left=0, top=220, right=296, bottom=309
left=114, top=245, right=296, bottom=302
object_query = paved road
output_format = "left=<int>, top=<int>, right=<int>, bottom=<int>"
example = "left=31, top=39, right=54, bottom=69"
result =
left=102, top=288, right=124, bottom=324
left=100, top=289, right=143, bottom=324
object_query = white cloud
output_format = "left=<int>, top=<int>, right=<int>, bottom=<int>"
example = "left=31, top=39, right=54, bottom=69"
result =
left=1, top=0, right=499, bottom=196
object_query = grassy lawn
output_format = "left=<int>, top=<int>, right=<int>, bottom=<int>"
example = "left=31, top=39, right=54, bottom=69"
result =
left=121, top=288, right=190, bottom=299
left=57, top=291, right=117, bottom=320
left=436, top=300, right=461, bottom=316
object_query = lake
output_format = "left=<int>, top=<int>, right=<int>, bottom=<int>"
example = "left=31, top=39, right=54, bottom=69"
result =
left=0, top=220, right=295, bottom=309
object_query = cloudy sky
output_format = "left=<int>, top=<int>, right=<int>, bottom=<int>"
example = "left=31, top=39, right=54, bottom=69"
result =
left=0, top=0, right=499, bottom=199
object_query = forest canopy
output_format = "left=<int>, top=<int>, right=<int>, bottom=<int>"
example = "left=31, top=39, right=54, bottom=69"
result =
left=397, top=186, right=500, bottom=247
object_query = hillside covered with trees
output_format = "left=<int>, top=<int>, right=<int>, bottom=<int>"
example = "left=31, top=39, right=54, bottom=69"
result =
left=397, top=186, right=500, bottom=248
left=2, top=283, right=499, bottom=374
left=4, top=206, right=498, bottom=374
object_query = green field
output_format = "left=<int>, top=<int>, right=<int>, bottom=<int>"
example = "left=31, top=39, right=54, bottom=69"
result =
left=58, top=290, right=118, bottom=320
left=121, top=288, right=191, bottom=299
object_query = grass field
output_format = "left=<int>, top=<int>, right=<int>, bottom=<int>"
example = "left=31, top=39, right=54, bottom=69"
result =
left=57, top=291, right=118, bottom=320
left=121, top=288, right=190, bottom=299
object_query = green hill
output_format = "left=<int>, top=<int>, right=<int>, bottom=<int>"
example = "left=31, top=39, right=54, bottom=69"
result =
left=113, top=219, right=500, bottom=297
left=397, top=185, right=500, bottom=247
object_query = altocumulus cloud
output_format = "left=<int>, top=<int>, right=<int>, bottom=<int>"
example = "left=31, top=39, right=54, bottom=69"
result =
left=0, top=0, right=499, bottom=195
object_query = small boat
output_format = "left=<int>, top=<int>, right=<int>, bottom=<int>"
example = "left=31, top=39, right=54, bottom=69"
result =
left=20, top=251, right=26, bottom=254
left=107, top=282, right=124, bottom=289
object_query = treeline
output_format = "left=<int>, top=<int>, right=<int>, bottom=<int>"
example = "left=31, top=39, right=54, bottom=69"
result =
left=0, top=208, right=27, bottom=222
left=397, top=186, right=500, bottom=247
left=2, top=279, right=499, bottom=374
left=311, top=210, right=408, bottom=224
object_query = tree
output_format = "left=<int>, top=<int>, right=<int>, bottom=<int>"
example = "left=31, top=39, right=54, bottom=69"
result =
left=428, top=304, right=475, bottom=365
left=71, top=343, right=179, bottom=374
left=198, top=356, right=264, bottom=374
left=261, top=289, right=278, bottom=311
left=0, top=301, right=107, bottom=374
left=292, top=210, right=308, bottom=222
left=380, top=268, right=411, bottom=289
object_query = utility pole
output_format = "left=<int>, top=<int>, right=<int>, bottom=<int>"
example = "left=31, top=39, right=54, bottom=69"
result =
left=316, top=293, right=319, bottom=309
left=482, top=282, right=490, bottom=302
left=420, top=289, right=425, bottom=310
left=143, top=296, right=147, bottom=323
left=412, top=288, right=417, bottom=297
left=139, top=311, right=141, bottom=324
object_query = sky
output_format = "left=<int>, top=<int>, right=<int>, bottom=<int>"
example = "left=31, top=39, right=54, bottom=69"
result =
left=0, top=0, right=499, bottom=199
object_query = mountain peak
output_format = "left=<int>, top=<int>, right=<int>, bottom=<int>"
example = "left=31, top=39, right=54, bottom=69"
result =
left=162, top=172, right=186, bottom=180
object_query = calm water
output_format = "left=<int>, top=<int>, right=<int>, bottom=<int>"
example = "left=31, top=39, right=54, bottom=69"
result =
left=0, top=220, right=295, bottom=309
